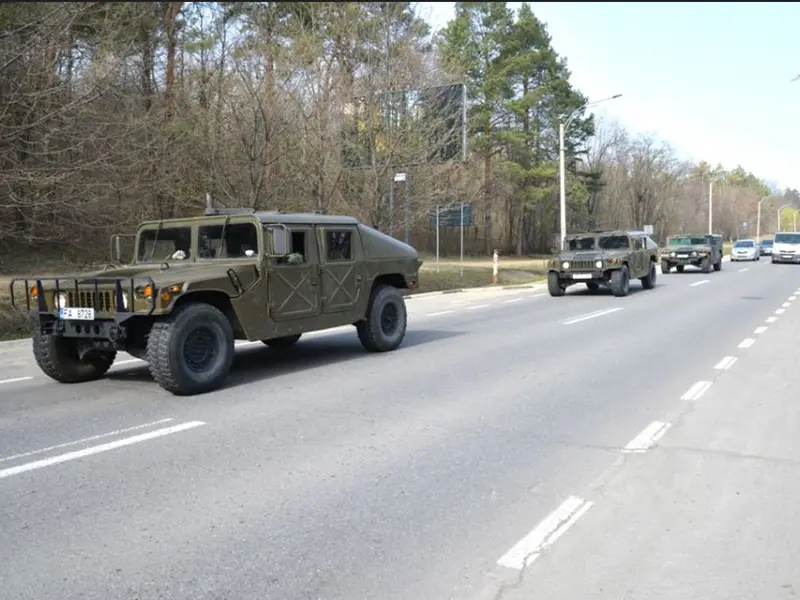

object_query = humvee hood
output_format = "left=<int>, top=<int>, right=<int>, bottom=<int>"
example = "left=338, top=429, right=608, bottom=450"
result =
left=358, top=224, right=420, bottom=261
left=77, top=262, right=237, bottom=286
left=666, top=245, right=711, bottom=253
left=558, top=249, right=627, bottom=260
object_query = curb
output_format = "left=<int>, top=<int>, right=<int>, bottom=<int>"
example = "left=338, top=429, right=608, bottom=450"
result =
left=405, top=281, right=546, bottom=300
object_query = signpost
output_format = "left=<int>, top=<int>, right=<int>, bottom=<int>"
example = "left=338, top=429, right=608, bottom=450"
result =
left=429, top=204, right=473, bottom=275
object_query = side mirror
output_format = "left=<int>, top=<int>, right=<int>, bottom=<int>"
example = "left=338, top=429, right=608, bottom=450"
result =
left=266, top=225, right=289, bottom=257
left=110, top=234, right=123, bottom=263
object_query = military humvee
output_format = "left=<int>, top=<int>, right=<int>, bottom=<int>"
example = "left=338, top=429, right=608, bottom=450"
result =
left=659, top=233, right=723, bottom=274
left=547, top=229, right=660, bottom=297
left=10, top=202, right=423, bottom=396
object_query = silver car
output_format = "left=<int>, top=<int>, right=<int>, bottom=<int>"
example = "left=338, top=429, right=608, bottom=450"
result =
left=731, top=239, right=759, bottom=261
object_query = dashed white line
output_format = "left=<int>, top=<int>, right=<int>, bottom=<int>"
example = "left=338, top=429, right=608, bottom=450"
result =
left=689, top=279, right=710, bottom=287
left=503, top=298, right=522, bottom=304
left=782, top=302, right=791, bottom=308
left=753, top=326, right=768, bottom=335
left=0, top=420, right=207, bottom=480
left=790, top=296, right=797, bottom=301
left=738, top=338, right=756, bottom=349
left=738, top=268, right=749, bottom=272
left=426, top=310, right=455, bottom=317
left=776, top=308, right=786, bottom=315
left=681, top=380, right=712, bottom=401
left=496, top=496, right=593, bottom=570
left=767, top=316, right=778, bottom=323
left=115, top=358, right=144, bottom=367
left=467, top=304, right=490, bottom=310
left=713, top=356, right=738, bottom=371
left=0, top=418, right=175, bottom=464
left=623, top=421, right=671, bottom=453
left=562, top=307, right=623, bottom=325
left=0, top=376, right=33, bottom=386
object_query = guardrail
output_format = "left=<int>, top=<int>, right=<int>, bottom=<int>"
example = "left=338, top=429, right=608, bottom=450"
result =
left=9, top=275, right=158, bottom=322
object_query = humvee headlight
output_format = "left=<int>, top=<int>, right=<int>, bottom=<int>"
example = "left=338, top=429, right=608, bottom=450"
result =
left=160, top=284, right=184, bottom=303
left=670, top=251, right=676, bottom=257
left=595, top=260, right=602, bottom=269
left=135, top=284, right=154, bottom=299
left=55, top=292, right=67, bottom=308
left=562, top=261, right=570, bottom=269
left=692, top=251, right=698, bottom=257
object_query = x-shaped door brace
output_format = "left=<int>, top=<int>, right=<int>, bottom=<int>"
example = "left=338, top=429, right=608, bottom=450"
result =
left=273, top=268, right=315, bottom=313
left=324, top=265, right=355, bottom=305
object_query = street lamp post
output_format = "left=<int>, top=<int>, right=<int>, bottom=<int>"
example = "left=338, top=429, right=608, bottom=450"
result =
left=756, top=196, right=770, bottom=243
left=777, top=203, right=792, bottom=232
left=708, top=175, right=725, bottom=235
left=559, top=94, right=623, bottom=249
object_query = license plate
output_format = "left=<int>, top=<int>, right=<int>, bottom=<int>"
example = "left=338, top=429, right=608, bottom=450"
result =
left=572, top=273, right=592, bottom=280
left=677, top=254, right=688, bottom=258
left=59, top=307, right=95, bottom=321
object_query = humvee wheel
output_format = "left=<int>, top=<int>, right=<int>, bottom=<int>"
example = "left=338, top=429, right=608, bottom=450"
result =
left=547, top=272, right=565, bottom=297
left=262, top=334, right=302, bottom=348
left=676, top=265, right=685, bottom=273
left=714, top=259, right=722, bottom=271
left=356, top=284, right=407, bottom=352
left=146, top=302, right=235, bottom=396
left=701, top=258, right=712, bottom=273
left=661, top=260, right=671, bottom=274
left=641, top=262, right=657, bottom=290
left=585, top=282, right=600, bottom=292
left=610, top=265, right=630, bottom=297
left=32, top=331, right=116, bottom=383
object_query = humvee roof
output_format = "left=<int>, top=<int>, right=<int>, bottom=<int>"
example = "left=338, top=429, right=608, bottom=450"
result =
left=137, top=212, right=360, bottom=228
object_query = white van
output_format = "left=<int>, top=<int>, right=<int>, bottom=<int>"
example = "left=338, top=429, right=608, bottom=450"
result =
left=772, top=232, right=800, bottom=264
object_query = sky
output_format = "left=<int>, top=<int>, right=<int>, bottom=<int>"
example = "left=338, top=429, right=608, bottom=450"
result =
left=415, top=2, right=800, bottom=192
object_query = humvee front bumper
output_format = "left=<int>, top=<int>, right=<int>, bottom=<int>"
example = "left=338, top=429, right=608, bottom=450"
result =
left=9, top=275, right=158, bottom=342
left=551, top=269, right=609, bottom=283
left=661, top=253, right=708, bottom=266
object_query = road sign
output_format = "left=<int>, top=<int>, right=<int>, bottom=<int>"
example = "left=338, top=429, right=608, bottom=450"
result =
left=429, top=204, right=473, bottom=228
left=742, top=221, right=748, bottom=231
left=643, top=224, right=654, bottom=235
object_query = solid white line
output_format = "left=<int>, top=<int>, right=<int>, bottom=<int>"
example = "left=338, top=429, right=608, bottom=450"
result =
left=776, top=308, right=786, bottom=315
left=0, top=421, right=206, bottom=480
left=503, top=298, right=522, bottom=304
left=562, top=307, right=623, bottom=325
left=766, top=316, right=778, bottom=323
left=754, top=326, right=768, bottom=335
left=0, top=418, right=176, bottom=463
left=623, top=421, right=671, bottom=453
left=681, top=381, right=712, bottom=401
left=0, top=376, right=34, bottom=386
left=713, top=356, right=738, bottom=371
left=496, top=496, right=593, bottom=570
left=114, top=358, right=144, bottom=367
left=689, top=279, right=710, bottom=287
left=738, top=268, right=749, bottom=272
left=782, top=302, right=791, bottom=308
left=738, top=338, right=756, bottom=349
left=426, top=310, right=455, bottom=317
left=790, top=296, right=797, bottom=301
left=467, top=304, right=490, bottom=310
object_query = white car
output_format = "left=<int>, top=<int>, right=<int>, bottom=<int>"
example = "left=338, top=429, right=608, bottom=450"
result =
left=772, top=232, right=800, bottom=264
left=731, top=239, right=759, bottom=261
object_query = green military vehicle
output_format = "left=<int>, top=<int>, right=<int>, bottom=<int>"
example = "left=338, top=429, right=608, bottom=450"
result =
left=10, top=202, right=423, bottom=396
left=547, top=229, right=660, bottom=297
left=659, top=233, right=723, bottom=274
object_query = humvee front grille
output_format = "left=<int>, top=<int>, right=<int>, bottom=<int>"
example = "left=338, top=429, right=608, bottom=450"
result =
left=67, top=290, right=116, bottom=312
left=568, top=260, right=597, bottom=270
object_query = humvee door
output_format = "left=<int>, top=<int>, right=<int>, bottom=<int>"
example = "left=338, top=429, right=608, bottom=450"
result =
left=268, top=225, right=321, bottom=320
left=317, top=225, right=363, bottom=314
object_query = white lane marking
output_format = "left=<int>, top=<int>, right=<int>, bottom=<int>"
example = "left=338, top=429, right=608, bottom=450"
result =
left=790, top=296, right=797, bottom=301
left=754, top=326, right=768, bottom=335
left=623, top=421, right=671, bottom=453
left=0, top=376, right=34, bottom=386
left=496, top=496, right=593, bottom=570
left=0, top=418, right=175, bottom=464
left=767, top=316, right=778, bottom=323
left=503, top=298, right=522, bottom=304
left=776, top=308, right=786, bottom=315
left=0, top=421, right=206, bottom=480
left=782, top=302, right=791, bottom=308
left=681, top=381, right=712, bottom=401
left=115, top=358, right=144, bottom=367
left=562, top=307, right=623, bottom=326
left=738, top=338, right=756, bottom=349
left=689, top=279, right=710, bottom=287
left=426, top=310, right=454, bottom=317
left=713, top=356, right=738, bottom=371
left=467, top=304, right=490, bottom=310
left=738, top=268, right=749, bottom=272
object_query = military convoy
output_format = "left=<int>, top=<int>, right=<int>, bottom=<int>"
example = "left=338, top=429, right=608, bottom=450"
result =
left=10, top=201, right=423, bottom=396
left=547, top=230, right=660, bottom=297
left=659, top=234, right=723, bottom=273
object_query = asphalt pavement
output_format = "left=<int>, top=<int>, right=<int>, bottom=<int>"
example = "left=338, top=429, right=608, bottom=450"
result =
left=0, top=256, right=798, bottom=599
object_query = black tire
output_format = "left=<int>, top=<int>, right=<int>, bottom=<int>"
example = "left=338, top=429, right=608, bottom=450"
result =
left=32, top=330, right=116, bottom=384
left=585, top=282, right=600, bottom=292
left=713, top=259, right=722, bottom=271
left=641, top=262, right=657, bottom=289
left=701, top=258, right=712, bottom=273
left=146, top=302, right=235, bottom=396
left=547, top=272, right=565, bottom=297
left=610, top=265, right=630, bottom=297
left=262, top=334, right=302, bottom=348
left=356, top=284, right=407, bottom=352
left=676, top=265, right=685, bottom=273
left=661, top=260, right=671, bottom=274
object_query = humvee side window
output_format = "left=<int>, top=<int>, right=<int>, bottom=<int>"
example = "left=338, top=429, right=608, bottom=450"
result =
left=276, top=230, right=307, bottom=266
left=326, top=230, right=352, bottom=262
left=137, top=227, right=192, bottom=262
left=198, top=223, right=259, bottom=259
left=633, top=237, right=643, bottom=250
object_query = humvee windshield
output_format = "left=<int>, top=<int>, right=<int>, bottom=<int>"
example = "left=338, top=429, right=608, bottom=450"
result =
left=669, top=236, right=706, bottom=246
left=567, top=236, right=596, bottom=251
left=137, top=226, right=192, bottom=262
left=598, top=235, right=629, bottom=250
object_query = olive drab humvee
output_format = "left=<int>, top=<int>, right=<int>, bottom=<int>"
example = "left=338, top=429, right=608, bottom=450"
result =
left=547, top=230, right=660, bottom=297
left=659, top=233, right=723, bottom=274
left=10, top=202, right=423, bottom=396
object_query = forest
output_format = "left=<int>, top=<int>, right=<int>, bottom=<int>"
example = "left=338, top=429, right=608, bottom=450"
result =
left=1, top=0, right=798, bottom=268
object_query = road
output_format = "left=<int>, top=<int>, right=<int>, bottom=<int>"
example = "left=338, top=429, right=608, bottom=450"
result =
left=0, top=257, right=798, bottom=599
